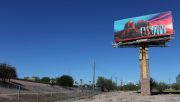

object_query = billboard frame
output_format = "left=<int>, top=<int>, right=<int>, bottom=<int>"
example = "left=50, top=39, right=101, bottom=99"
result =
left=114, top=11, right=174, bottom=47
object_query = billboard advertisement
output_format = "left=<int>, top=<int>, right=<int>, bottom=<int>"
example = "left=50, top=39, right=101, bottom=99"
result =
left=114, top=11, right=174, bottom=43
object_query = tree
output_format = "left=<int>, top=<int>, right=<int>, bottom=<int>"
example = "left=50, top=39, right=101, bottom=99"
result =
left=0, top=63, right=17, bottom=83
left=32, top=76, right=40, bottom=82
left=57, top=75, right=74, bottom=87
left=96, top=76, right=106, bottom=91
left=105, top=79, right=116, bottom=91
left=41, top=77, right=50, bottom=84
left=156, top=82, right=169, bottom=92
left=171, top=83, right=180, bottom=90
left=24, top=77, right=30, bottom=80
left=7, top=66, right=17, bottom=82
left=122, top=83, right=139, bottom=91
left=150, top=78, right=157, bottom=92
left=96, top=76, right=116, bottom=92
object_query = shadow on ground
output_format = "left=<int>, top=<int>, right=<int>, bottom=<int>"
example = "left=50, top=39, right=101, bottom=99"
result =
left=136, top=91, right=180, bottom=95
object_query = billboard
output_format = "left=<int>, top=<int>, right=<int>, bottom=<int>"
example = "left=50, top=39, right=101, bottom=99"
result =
left=114, top=11, right=174, bottom=43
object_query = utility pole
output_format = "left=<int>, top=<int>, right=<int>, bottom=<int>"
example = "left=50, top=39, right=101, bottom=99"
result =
left=120, top=80, right=123, bottom=90
left=93, top=61, right=95, bottom=90
left=115, top=77, right=118, bottom=86
left=169, top=78, right=171, bottom=84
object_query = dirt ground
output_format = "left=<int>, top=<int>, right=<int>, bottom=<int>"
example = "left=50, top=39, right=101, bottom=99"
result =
left=71, top=91, right=180, bottom=102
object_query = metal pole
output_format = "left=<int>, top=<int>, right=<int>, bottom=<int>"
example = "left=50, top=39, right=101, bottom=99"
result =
left=37, top=92, right=39, bottom=102
left=51, top=92, right=53, bottom=99
left=120, top=80, right=123, bottom=90
left=17, top=85, right=20, bottom=102
left=93, top=61, right=95, bottom=90
left=115, top=77, right=118, bottom=86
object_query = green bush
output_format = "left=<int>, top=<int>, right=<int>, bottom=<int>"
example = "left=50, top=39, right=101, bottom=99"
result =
left=96, top=76, right=116, bottom=92
left=171, top=83, right=180, bottom=90
left=0, top=63, right=17, bottom=83
left=57, top=75, right=74, bottom=87
left=150, top=78, right=157, bottom=91
left=41, top=77, right=50, bottom=84
left=156, top=82, right=169, bottom=92
left=122, top=83, right=139, bottom=91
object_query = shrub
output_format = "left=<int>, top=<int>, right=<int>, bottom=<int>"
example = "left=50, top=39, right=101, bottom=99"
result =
left=150, top=78, right=157, bottom=91
left=122, top=83, right=139, bottom=91
left=96, top=76, right=116, bottom=92
left=0, top=63, right=17, bottom=83
left=171, top=83, right=180, bottom=90
left=41, top=77, right=50, bottom=84
left=57, top=75, right=74, bottom=87
left=156, top=82, right=169, bottom=92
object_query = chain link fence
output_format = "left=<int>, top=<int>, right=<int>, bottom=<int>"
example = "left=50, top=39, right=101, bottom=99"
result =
left=0, top=88, right=101, bottom=102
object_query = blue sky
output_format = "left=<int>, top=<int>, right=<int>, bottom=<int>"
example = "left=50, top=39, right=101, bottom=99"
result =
left=0, top=0, right=179, bottom=85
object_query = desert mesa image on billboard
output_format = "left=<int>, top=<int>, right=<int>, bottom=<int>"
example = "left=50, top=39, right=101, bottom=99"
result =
left=114, top=11, right=174, bottom=43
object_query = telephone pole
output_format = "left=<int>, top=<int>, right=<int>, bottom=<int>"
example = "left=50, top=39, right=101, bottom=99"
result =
left=115, top=77, right=118, bottom=86
left=120, top=80, right=123, bottom=90
left=93, top=61, right=95, bottom=90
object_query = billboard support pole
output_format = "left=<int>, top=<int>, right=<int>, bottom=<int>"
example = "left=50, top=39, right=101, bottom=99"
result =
left=139, top=43, right=151, bottom=96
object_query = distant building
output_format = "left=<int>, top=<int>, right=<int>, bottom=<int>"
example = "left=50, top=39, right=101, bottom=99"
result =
left=176, top=74, right=180, bottom=84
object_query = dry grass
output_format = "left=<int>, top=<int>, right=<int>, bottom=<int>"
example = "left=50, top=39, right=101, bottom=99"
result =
left=0, top=79, right=100, bottom=102
left=0, top=92, right=69, bottom=102
left=72, top=91, right=180, bottom=102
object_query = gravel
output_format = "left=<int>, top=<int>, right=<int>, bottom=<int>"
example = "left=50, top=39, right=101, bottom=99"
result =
left=72, top=91, right=180, bottom=102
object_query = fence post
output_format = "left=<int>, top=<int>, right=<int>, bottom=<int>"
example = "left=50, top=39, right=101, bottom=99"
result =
left=51, top=92, right=53, bottom=98
left=17, top=85, right=20, bottom=102
left=51, top=92, right=53, bottom=102
left=60, top=91, right=62, bottom=101
left=37, top=92, right=39, bottom=102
